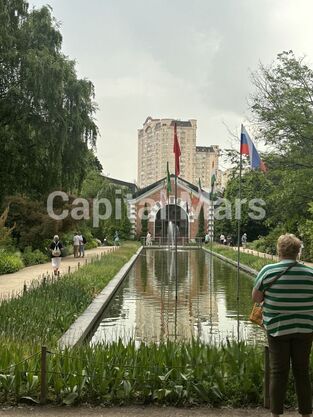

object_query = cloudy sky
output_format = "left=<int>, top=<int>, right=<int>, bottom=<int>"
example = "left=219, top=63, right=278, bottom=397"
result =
left=29, top=0, right=313, bottom=181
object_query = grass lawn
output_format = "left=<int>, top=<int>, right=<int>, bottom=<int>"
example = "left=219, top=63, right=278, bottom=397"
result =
left=205, top=243, right=274, bottom=272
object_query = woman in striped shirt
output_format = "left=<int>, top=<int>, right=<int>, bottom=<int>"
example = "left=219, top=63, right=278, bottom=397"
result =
left=253, top=234, right=313, bottom=417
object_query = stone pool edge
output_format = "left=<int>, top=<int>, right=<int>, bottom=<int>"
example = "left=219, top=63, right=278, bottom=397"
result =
left=58, top=246, right=144, bottom=349
left=203, top=247, right=258, bottom=276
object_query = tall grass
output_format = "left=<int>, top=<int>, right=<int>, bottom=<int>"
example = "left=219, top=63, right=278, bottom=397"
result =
left=207, top=244, right=272, bottom=272
left=0, top=339, right=304, bottom=406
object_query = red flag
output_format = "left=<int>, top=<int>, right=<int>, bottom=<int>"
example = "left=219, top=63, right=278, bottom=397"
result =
left=173, top=122, right=181, bottom=176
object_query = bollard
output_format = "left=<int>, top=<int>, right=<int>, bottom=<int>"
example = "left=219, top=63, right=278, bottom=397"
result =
left=68, top=265, right=71, bottom=274
left=264, top=345, right=270, bottom=408
left=40, top=346, right=47, bottom=405
left=85, top=259, right=88, bottom=265
left=78, top=262, right=80, bottom=269
left=23, top=282, right=27, bottom=293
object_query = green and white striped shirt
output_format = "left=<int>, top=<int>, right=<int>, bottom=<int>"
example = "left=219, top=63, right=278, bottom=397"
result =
left=254, top=260, right=313, bottom=336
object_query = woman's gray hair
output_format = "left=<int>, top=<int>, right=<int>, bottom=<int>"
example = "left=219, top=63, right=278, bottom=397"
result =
left=277, top=234, right=301, bottom=259
left=53, top=235, right=59, bottom=240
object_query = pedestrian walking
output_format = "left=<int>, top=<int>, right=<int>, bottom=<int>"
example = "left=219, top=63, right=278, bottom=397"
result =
left=114, top=231, right=120, bottom=246
left=49, top=235, right=63, bottom=276
left=79, top=233, right=86, bottom=257
left=73, top=232, right=80, bottom=257
left=146, top=231, right=152, bottom=246
left=241, top=233, right=247, bottom=248
left=252, top=234, right=313, bottom=417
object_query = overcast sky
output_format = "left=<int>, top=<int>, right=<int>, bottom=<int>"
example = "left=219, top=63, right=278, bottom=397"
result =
left=29, top=0, right=313, bottom=181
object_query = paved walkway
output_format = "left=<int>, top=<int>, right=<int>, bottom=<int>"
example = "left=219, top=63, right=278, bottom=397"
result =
left=0, top=246, right=117, bottom=300
left=0, top=406, right=298, bottom=417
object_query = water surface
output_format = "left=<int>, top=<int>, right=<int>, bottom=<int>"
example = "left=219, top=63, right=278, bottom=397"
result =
left=89, top=249, right=265, bottom=345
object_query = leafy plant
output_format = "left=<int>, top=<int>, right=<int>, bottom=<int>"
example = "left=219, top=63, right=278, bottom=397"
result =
left=21, top=247, right=49, bottom=266
left=0, top=250, right=24, bottom=274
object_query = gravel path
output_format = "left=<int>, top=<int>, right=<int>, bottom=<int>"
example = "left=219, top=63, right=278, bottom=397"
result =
left=0, top=406, right=298, bottom=417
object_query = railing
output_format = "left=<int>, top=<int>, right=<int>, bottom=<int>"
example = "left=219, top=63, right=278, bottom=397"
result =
left=141, top=237, right=203, bottom=247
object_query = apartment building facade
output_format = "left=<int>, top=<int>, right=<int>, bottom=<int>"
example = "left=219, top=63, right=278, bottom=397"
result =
left=194, top=146, right=219, bottom=190
left=137, top=116, right=219, bottom=189
left=137, top=117, right=197, bottom=188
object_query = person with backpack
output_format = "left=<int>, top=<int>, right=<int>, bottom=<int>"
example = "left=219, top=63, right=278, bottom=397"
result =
left=49, top=235, right=64, bottom=276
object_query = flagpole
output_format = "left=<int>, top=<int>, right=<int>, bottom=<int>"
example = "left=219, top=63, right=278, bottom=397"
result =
left=167, top=180, right=170, bottom=248
left=209, top=191, right=214, bottom=335
left=236, top=130, right=243, bottom=343
left=175, top=174, right=178, bottom=301
left=173, top=122, right=180, bottom=309
left=161, top=183, right=164, bottom=244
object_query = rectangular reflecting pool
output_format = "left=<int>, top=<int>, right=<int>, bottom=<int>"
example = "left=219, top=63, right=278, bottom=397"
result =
left=89, top=249, right=265, bottom=345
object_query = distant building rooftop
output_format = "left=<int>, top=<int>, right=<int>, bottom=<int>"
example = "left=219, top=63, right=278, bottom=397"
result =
left=132, top=174, right=207, bottom=199
left=196, top=146, right=216, bottom=153
left=102, top=176, right=138, bottom=194
left=170, top=120, right=192, bottom=128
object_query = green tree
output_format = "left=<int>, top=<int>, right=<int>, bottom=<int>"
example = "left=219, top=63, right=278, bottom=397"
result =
left=0, top=207, right=15, bottom=248
left=249, top=51, right=313, bottom=243
left=251, top=51, right=313, bottom=170
left=215, top=169, right=272, bottom=242
left=0, top=2, right=98, bottom=202
left=197, top=205, right=205, bottom=238
left=141, top=203, right=149, bottom=237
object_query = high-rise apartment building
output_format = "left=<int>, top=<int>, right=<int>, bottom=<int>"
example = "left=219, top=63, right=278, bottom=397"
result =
left=137, top=117, right=197, bottom=188
left=137, top=116, right=219, bottom=189
left=194, top=146, right=219, bottom=190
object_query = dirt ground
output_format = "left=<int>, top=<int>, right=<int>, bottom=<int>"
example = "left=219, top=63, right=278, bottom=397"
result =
left=0, top=406, right=298, bottom=417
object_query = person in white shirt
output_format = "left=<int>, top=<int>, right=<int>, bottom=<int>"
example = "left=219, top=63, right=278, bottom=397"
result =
left=146, top=231, right=152, bottom=246
left=73, top=232, right=81, bottom=258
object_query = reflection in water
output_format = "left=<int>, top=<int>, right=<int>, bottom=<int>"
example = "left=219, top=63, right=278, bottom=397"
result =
left=89, top=249, right=265, bottom=345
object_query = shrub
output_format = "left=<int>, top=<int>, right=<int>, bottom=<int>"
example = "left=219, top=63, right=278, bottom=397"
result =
left=249, top=226, right=287, bottom=255
left=0, top=250, right=24, bottom=274
left=21, top=247, right=49, bottom=266
left=85, top=239, right=98, bottom=250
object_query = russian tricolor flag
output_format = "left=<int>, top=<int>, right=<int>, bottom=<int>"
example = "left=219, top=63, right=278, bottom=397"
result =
left=240, top=125, right=266, bottom=172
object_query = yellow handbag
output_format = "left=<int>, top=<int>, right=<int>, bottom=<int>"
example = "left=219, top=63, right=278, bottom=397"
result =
left=249, top=303, right=263, bottom=326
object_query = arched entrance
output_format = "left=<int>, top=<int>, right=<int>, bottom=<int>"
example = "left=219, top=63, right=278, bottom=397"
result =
left=155, top=204, right=188, bottom=238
